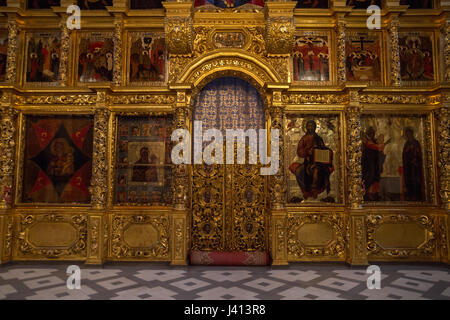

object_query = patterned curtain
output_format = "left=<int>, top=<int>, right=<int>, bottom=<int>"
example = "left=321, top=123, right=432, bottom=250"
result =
left=193, top=77, right=265, bottom=133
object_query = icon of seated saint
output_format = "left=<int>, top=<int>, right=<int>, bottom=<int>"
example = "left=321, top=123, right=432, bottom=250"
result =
left=289, top=120, right=334, bottom=201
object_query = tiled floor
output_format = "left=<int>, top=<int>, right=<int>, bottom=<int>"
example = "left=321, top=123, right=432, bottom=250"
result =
left=0, top=262, right=449, bottom=300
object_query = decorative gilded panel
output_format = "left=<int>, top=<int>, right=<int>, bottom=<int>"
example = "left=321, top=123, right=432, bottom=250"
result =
left=287, top=212, right=346, bottom=260
left=367, top=213, right=437, bottom=259
left=110, top=214, right=170, bottom=260
left=15, top=213, right=87, bottom=259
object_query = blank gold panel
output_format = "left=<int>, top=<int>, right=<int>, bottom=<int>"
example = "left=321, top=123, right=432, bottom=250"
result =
left=297, top=223, right=334, bottom=247
left=375, top=223, right=426, bottom=249
left=28, top=222, right=77, bottom=248
left=123, top=224, right=158, bottom=248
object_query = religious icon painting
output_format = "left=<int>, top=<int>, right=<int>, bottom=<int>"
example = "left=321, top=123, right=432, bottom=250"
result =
left=128, top=32, right=167, bottom=85
left=345, top=31, right=382, bottom=83
left=284, top=114, right=343, bottom=204
left=25, top=32, right=61, bottom=85
left=293, top=32, right=331, bottom=84
left=114, top=116, right=173, bottom=206
left=0, top=33, right=8, bottom=82
left=361, top=114, right=431, bottom=203
left=27, top=0, right=61, bottom=9
left=77, top=32, right=114, bottom=84
left=346, top=0, right=381, bottom=8
left=21, top=115, right=94, bottom=204
left=400, top=0, right=433, bottom=9
left=77, top=0, right=112, bottom=10
left=295, top=0, right=329, bottom=8
left=399, top=32, right=435, bottom=84
left=130, top=0, right=163, bottom=9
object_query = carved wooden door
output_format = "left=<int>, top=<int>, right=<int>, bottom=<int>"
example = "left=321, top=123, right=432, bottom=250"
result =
left=191, top=159, right=267, bottom=252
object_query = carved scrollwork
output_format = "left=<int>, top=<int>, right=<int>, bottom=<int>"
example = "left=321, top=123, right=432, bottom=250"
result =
left=107, top=94, right=176, bottom=105
left=287, top=213, right=346, bottom=258
left=359, top=94, right=438, bottom=105
left=266, top=17, right=295, bottom=55
left=17, top=214, right=87, bottom=258
left=14, top=95, right=97, bottom=106
left=282, top=93, right=348, bottom=105
left=165, top=17, right=193, bottom=56
left=367, top=214, right=436, bottom=258
left=111, top=215, right=170, bottom=259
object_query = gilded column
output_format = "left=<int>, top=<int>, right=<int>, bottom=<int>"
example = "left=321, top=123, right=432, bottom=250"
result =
left=346, top=91, right=364, bottom=209
left=173, top=104, right=189, bottom=211
left=0, top=92, right=17, bottom=264
left=6, top=20, right=19, bottom=84
left=336, top=20, right=346, bottom=85
left=113, top=20, right=123, bottom=86
left=170, top=90, right=190, bottom=265
left=388, top=17, right=401, bottom=87
left=59, top=20, right=71, bottom=86
left=444, top=21, right=450, bottom=82
left=90, top=92, right=110, bottom=210
left=269, top=93, right=285, bottom=210
left=0, top=94, right=17, bottom=208
left=436, top=100, right=450, bottom=210
left=436, top=96, right=450, bottom=263
left=268, top=89, right=288, bottom=265
left=346, top=90, right=368, bottom=265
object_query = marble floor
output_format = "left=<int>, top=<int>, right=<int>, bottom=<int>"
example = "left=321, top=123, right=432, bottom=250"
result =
left=0, top=262, right=449, bottom=300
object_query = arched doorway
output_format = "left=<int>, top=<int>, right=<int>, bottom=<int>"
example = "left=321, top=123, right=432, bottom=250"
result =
left=190, top=77, right=268, bottom=260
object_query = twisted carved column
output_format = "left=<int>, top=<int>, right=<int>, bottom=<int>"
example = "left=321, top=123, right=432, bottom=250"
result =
left=0, top=99, right=17, bottom=208
left=6, top=20, right=19, bottom=84
left=59, top=20, right=71, bottom=86
left=436, top=103, right=450, bottom=210
left=336, top=20, right=346, bottom=85
left=345, top=91, right=368, bottom=265
left=173, top=106, right=188, bottom=210
left=346, top=91, right=364, bottom=209
left=90, top=93, right=110, bottom=210
left=444, top=21, right=450, bottom=82
left=113, top=21, right=123, bottom=86
left=269, top=104, right=285, bottom=210
left=388, top=18, right=401, bottom=87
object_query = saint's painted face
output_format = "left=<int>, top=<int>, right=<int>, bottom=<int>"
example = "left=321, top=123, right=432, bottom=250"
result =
left=140, top=147, right=149, bottom=162
left=405, top=127, right=414, bottom=140
left=367, top=127, right=376, bottom=140
left=306, top=120, right=316, bottom=134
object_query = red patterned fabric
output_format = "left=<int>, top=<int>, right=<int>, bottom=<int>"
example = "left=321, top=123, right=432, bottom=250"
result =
left=190, top=251, right=269, bottom=266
